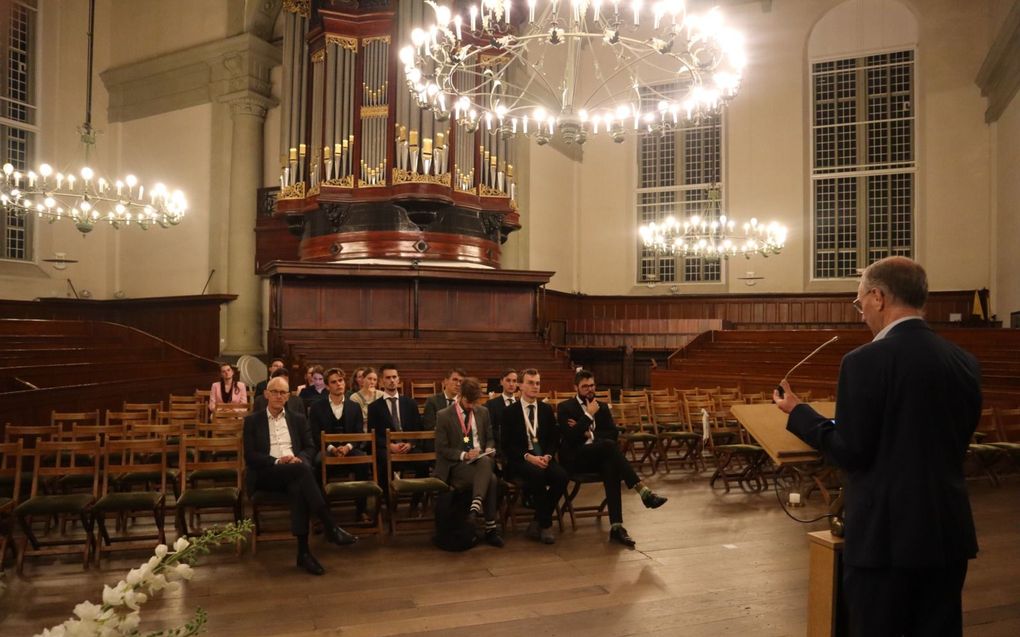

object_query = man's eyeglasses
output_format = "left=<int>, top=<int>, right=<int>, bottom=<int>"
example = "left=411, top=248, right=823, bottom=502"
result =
left=851, top=297, right=864, bottom=314
left=267, top=389, right=289, bottom=396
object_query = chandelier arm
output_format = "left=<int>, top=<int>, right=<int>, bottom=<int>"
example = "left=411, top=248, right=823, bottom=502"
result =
left=578, top=49, right=657, bottom=110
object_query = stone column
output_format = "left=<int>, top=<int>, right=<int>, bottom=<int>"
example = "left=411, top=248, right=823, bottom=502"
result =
left=221, top=92, right=274, bottom=355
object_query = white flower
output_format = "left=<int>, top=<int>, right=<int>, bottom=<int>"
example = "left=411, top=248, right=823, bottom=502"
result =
left=72, top=601, right=101, bottom=621
left=154, top=544, right=168, bottom=559
left=173, top=536, right=190, bottom=552
left=175, top=563, right=194, bottom=581
left=165, top=581, right=182, bottom=594
left=101, top=584, right=124, bottom=607
left=119, top=611, right=141, bottom=632
left=146, top=573, right=169, bottom=592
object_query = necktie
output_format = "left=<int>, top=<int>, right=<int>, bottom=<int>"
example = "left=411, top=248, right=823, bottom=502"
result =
left=447, top=397, right=454, bottom=407
left=388, top=397, right=402, bottom=431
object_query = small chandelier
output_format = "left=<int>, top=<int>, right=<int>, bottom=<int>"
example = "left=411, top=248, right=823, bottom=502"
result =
left=0, top=0, right=186, bottom=235
left=400, top=0, right=746, bottom=145
left=639, top=189, right=787, bottom=260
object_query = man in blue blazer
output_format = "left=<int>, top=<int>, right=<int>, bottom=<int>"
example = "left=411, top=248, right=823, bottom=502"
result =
left=245, top=376, right=357, bottom=575
left=775, top=256, right=982, bottom=637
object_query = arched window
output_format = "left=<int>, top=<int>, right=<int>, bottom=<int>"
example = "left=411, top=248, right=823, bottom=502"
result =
left=809, top=0, right=918, bottom=279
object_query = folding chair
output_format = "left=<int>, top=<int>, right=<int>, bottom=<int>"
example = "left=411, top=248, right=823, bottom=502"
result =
left=51, top=410, right=100, bottom=434
left=652, top=398, right=704, bottom=473
left=385, top=430, right=449, bottom=535
left=615, top=402, right=659, bottom=475
left=321, top=433, right=384, bottom=535
left=93, top=437, right=168, bottom=564
left=106, top=410, right=151, bottom=428
left=0, top=440, right=24, bottom=569
left=175, top=436, right=243, bottom=545
left=410, top=381, right=436, bottom=405
left=122, top=402, right=162, bottom=423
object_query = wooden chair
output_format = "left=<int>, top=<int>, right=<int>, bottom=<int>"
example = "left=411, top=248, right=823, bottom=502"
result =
left=701, top=406, right=767, bottom=493
left=124, top=423, right=183, bottom=498
left=968, top=408, right=1007, bottom=486
left=175, top=436, right=243, bottom=543
left=194, top=390, right=212, bottom=422
left=0, top=440, right=24, bottom=569
left=544, top=397, right=568, bottom=410
left=106, top=410, right=151, bottom=428
left=646, top=388, right=671, bottom=401
left=122, top=401, right=162, bottom=422
left=385, top=430, right=449, bottom=535
left=1, top=426, right=56, bottom=503
left=51, top=410, right=100, bottom=434
left=15, top=439, right=100, bottom=573
left=168, top=394, right=199, bottom=419
left=321, top=433, right=384, bottom=535
left=593, top=389, right=612, bottom=403
left=553, top=390, right=576, bottom=399
left=721, top=386, right=743, bottom=398
left=534, top=392, right=550, bottom=401
left=988, top=408, right=1020, bottom=473
left=559, top=472, right=609, bottom=532
left=652, top=399, right=704, bottom=474
left=410, top=381, right=436, bottom=405
left=615, top=402, right=659, bottom=475
left=213, top=403, right=250, bottom=425
left=93, top=437, right=168, bottom=564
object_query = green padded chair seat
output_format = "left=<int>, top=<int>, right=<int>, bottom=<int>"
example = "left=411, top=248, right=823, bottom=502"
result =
left=391, top=477, right=448, bottom=495
left=623, top=432, right=657, bottom=442
left=715, top=444, right=763, bottom=454
left=15, top=493, right=94, bottom=516
left=177, top=487, right=239, bottom=508
left=970, top=443, right=1005, bottom=455
left=0, top=472, right=34, bottom=494
left=659, top=431, right=700, bottom=440
left=94, top=491, right=163, bottom=512
left=325, top=481, right=383, bottom=499
left=115, top=469, right=179, bottom=486
left=188, top=469, right=238, bottom=482
left=250, top=490, right=289, bottom=505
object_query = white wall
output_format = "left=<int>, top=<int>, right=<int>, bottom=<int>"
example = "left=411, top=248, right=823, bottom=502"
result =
left=992, top=88, right=1020, bottom=323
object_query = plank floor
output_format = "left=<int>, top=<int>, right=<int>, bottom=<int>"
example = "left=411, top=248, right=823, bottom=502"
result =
left=2, top=473, right=1017, bottom=636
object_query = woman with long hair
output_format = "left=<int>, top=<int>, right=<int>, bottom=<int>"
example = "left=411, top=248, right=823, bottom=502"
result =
left=208, top=362, right=248, bottom=413
left=349, top=366, right=384, bottom=421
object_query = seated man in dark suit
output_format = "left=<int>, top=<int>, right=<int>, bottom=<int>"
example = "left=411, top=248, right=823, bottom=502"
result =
left=366, top=363, right=428, bottom=497
left=484, top=368, right=518, bottom=452
left=254, top=357, right=286, bottom=398
left=501, top=368, right=567, bottom=545
left=252, top=367, right=304, bottom=415
left=423, top=368, right=465, bottom=430
left=308, top=367, right=369, bottom=519
left=557, top=369, right=666, bottom=548
left=435, top=377, right=503, bottom=547
left=244, top=376, right=357, bottom=575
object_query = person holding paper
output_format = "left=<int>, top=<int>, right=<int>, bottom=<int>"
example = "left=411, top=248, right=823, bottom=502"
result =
left=434, top=376, right=503, bottom=547
left=774, top=256, right=982, bottom=637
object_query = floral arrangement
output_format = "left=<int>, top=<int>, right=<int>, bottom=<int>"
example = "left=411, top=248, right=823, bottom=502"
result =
left=36, top=520, right=253, bottom=637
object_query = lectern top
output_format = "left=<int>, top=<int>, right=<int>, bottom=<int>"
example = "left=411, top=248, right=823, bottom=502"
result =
left=730, top=402, right=835, bottom=466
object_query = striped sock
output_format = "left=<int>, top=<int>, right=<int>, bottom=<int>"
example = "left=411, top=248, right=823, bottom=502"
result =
left=485, top=520, right=498, bottom=531
left=470, top=498, right=483, bottom=514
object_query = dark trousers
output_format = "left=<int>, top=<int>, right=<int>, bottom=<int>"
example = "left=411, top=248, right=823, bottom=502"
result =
left=564, top=439, right=640, bottom=524
left=447, top=456, right=498, bottom=521
left=254, top=461, right=332, bottom=536
left=842, top=560, right=968, bottom=637
left=508, top=459, right=568, bottom=529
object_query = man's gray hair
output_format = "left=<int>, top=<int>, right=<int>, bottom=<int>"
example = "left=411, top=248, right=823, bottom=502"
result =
left=863, top=256, right=928, bottom=310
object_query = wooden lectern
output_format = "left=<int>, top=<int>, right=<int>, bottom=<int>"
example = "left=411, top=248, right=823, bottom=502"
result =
left=730, top=403, right=846, bottom=637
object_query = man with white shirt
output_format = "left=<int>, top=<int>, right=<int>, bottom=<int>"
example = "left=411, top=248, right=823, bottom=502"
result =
left=557, top=369, right=667, bottom=548
left=424, top=368, right=465, bottom=431
left=434, top=377, right=503, bottom=547
left=367, top=363, right=427, bottom=495
left=499, top=368, right=567, bottom=544
left=484, top=368, right=518, bottom=451
left=244, top=376, right=357, bottom=575
left=774, top=257, right=982, bottom=637
left=308, top=368, right=370, bottom=519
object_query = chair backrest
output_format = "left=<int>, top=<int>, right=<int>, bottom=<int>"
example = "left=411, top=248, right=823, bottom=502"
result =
left=534, top=392, right=550, bottom=401
left=647, top=388, right=671, bottom=399
left=196, top=421, right=244, bottom=438
left=553, top=390, right=575, bottom=399
left=321, top=433, right=377, bottom=485
left=0, top=439, right=24, bottom=504
left=102, top=437, right=168, bottom=497
left=129, top=422, right=185, bottom=439
left=995, top=407, right=1020, bottom=442
left=683, top=395, right=716, bottom=427
left=544, top=397, right=567, bottom=409
left=31, top=439, right=100, bottom=498
left=178, top=435, right=243, bottom=494
left=385, top=430, right=437, bottom=478
left=106, top=410, right=151, bottom=427
left=721, top=386, right=742, bottom=397
left=69, top=423, right=128, bottom=444
left=194, top=390, right=212, bottom=422
left=157, top=409, right=199, bottom=427
left=3, top=424, right=60, bottom=447
left=410, top=381, right=436, bottom=403
left=651, top=399, right=685, bottom=428
left=51, top=409, right=100, bottom=431
left=122, top=401, right=163, bottom=421
left=612, top=402, right=642, bottom=428
left=168, top=394, right=198, bottom=415
left=593, top=389, right=612, bottom=403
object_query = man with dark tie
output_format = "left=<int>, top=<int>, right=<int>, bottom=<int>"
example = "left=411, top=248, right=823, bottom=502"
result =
left=557, top=369, right=667, bottom=548
left=500, top=368, right=567, bottom=544
left=434, top=377, right=503, bottom=547
left=367, top=363, right=428, bottom=493
left=775, top=257, right=982, bottom=637
left=244, top=376, right=357, bottom=575
left=424, top=368, right=465, bottom=431
left=308, top=367, right=370, bottom=520
left=484, top=368, right=518, bottom=450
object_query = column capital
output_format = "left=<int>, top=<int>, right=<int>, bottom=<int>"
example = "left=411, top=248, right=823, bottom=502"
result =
left=219, top=91, right=277, bottom=120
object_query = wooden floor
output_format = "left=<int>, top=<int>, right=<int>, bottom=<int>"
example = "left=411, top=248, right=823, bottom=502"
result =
left=3, top=475, right=1018, bottom=637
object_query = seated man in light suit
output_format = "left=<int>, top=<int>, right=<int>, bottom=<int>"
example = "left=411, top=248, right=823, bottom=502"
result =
left=434, top=377, right=504, bottom=547
left=244, top=376, right=357, bottom=576
left=423, top=368, right=465, bottom=430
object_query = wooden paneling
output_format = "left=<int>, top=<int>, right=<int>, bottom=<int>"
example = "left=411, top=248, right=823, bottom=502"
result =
left=0, top=295, right=234, bottom=359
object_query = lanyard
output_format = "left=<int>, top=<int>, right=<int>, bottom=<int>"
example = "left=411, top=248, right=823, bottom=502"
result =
left=455, top=405, right=474, bottom=444
left=524, top=402, right=538, bottom=442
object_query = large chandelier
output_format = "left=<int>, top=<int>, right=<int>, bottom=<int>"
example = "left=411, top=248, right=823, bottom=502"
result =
left=639, top=189, right=787, bottom=259
left=400, top=0, right=747, bottom=145
left=0, top=0, right=186, bottom=235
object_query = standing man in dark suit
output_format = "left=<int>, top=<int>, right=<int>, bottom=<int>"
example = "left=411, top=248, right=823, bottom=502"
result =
left=423, top=368, right=465, bottom=430
left=367, top=363, right=428, bottom=494
left=244, top=376, right=357, bottom=576
left=500, top=368, right=567, bottom=544
left=557, top=369, right=667, bottom=548
left=484, top=368, right=518, bottom=451
left=774, top=256, right=982, bottom=637
left=434, top=377, right=503, bottom=547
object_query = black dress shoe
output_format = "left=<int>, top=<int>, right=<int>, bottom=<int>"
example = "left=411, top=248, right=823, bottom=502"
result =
left=325, top=525, right=358, bottom=546
left=484, top=530, right=505, bottom=548
left=297, top=552, right=325, bottom=575
left=609, top=526, right=636, bottom=548
left=642, top=493, right=668, bottom=509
